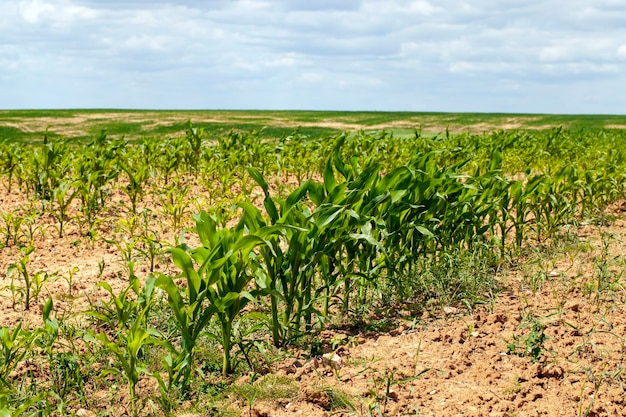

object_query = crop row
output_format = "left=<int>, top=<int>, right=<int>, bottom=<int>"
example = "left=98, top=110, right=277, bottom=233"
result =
left=0, top=125, right=625, bottom=415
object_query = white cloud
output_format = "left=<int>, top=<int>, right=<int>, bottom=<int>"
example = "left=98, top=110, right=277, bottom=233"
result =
left=18, top=0, right=55, bottom=24
left=0, top=0, right=625, bottom=112
left=300, top=72, right=324, bottom=82
left=18, top=0, right=98, bottom=26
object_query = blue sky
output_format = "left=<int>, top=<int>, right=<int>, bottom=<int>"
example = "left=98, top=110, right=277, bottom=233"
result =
left=1, top=0, right=625, bottom=113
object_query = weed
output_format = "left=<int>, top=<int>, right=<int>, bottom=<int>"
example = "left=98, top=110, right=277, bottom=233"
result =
left=506, top=316, right=550, bottom=363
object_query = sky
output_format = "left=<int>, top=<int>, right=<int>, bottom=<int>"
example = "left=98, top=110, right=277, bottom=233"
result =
left=1, top=0, right=625, bottom=113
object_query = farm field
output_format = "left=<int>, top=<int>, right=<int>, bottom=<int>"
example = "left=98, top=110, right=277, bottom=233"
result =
left=1, top=110, right=626, bottom=416
left=3, top=109, right=626, bottom=142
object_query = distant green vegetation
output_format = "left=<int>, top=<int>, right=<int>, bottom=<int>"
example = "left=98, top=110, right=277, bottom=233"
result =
left=0, top=109, right=625, bottom=142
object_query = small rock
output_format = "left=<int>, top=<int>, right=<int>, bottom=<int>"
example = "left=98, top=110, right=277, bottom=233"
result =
left=390, top=324, right=407, bottom=336
left=322, top=352, right=344, bottom=368
left=539, top=363, right=564, bottom=379
left=443, top=306, right=458, bottom=315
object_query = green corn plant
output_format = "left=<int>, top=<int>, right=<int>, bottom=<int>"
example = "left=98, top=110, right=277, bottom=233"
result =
left=200, top=211, right=274, bottom=374
left=275, top=133, right=326, bottom=183
left=75, top=175, right=102, bottom=238
left=158, top=181, right=191, bottom=231
left=0, top=208, right=38, bottom=248
left=0, top=388, right=47, bottom=417
left=242, top=168, right=318, bottom=347
left=381, top=153, right=445, bottom=274
left=109, top=235, right=138, bottom=270
left=467, top=149, right=510, bottom=255
left=132, top=210, right=165, bottom=273
left=527, top=174, right=566, bottom=243
left=319, top=144, right=424, bottom=312
left=154, top=137, right=185, bottom=185
left=0, top=139, right=23, bottom=193
left=246, top=138, right=409, bottom=344
left=310, top=157, right=378, bottom=315
left=86, top=274, right=142, bottom=332
left=50, top=179, right=78, bottom=238
left=137, top=137, right=162, bottom=170
left=183, top=121, right=204, bottom=173
left=135, top=232, right=163, bottom=273
left=29, top=133, right=70, bottom=202
left=157, top=211, right=269, bottom=376
left=19, top=211, right=40, bottom=247
left=85, top=275, right=158, bottom=417
left=215, top=128, right=268, bottom=170
left=1, top=212, right=22, bottom=248
left=119, top=161, right=151, bottom=216
left=509, top=174, right=543, bottom=249
left=74, top=134, right=120, bottom=236
left=59, top=266, right=80, bottom=298
left=245, top=146, right=384, bottom=343
left=115, top=211, right=141, bottom=238
left=154, top=248, right=217, bottom=392
left=0, top=323, right=35, bottom=389
left=7, top=246, right=54, bottom=311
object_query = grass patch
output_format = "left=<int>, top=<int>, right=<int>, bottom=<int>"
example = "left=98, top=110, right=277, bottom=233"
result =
left=380, top=248, right=502, bottom=315
left=2, top=110, right=626, bottom=142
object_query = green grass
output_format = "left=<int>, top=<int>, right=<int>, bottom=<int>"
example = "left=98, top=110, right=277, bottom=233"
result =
left=1, top=110, right=625, bottom=142
left=0, top=126, right=26, bottom=141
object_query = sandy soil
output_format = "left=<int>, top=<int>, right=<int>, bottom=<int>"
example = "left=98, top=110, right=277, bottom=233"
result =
left=240, top=214, right=626, bottom=417
left=2, top=175, right=626, bottom=416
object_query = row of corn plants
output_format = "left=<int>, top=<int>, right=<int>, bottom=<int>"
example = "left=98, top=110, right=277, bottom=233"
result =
left=1, top=126, right=624, bottom=241
left=1, top=126, right=626, bottom=415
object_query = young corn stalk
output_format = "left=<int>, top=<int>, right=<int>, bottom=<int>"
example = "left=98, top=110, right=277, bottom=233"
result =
left=51, top=179, right=78, bottom=238
left=7, top=247, right=54, bottom=311
left=85, top=276, right=159, bottom=417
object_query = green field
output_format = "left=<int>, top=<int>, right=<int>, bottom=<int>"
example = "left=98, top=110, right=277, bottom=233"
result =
left=1, top=109, right=626, bottom=142
left=1, top=112, right=626, bottom=416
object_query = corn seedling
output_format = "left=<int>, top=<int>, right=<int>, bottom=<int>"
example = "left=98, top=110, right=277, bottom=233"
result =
left=59, top=266, right=80, bottom=298
left=86, top=274, right=143, bottom=332
left=0, top=324, right=35, bottom=389
left=50, top=179, right=78, bottom=238
left=119, top=161, right=151, bottom=216
left=7, top=246, right=54, bottom=311
left=159, top=181, right=191, bottom=231
left=0, top=388, right=47, bottom=417
left=85, top=275, right=158, bottom=417
left=1, top=211, right=25, bottom=248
